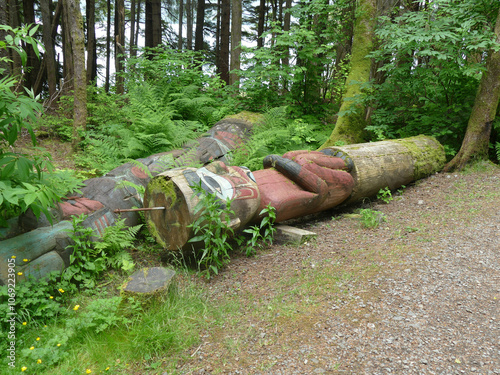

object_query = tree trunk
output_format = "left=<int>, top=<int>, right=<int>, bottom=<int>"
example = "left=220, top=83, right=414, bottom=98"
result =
left=86, top=0, right=97, bottom=84
left=444, top=7, right=500, bottom=171
left=230, top=0, right=242, bottom=86
left=219, top=0, right=230, bottom=84
left=115, top=0, right=125, bottom=94
left=22, top=0, right=38, bottom=90
left=130, top=0, right=136, bottom=54
left=145, top=0, right=162, bottom=49
left=105, top=0, right=111, bottom=92
left=63, top=0, right=87, bottom=150
left=62, top=0, right=74, bottom=93
left=186, top=0, right=193, bottom=49
left=178, top=0, right=184, bottom=49
left=8, top=0, right=22, bottom=83
left=134, top=0, right=141, bottom=57
left=320, top=0, right=377, bottom=148
left=0, top=2, right=9, bottom=77
left=39, top=0, right=57, bottom=98
left=257, top=0, right=265, bottom=48
left=194, top=0, right=205, bottom=51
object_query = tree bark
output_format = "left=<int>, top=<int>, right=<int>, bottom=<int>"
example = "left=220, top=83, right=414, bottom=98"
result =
left=320, top=0, right=377, bottom=148
left=186, top=0, right=193, bottom=49
left=22, top=0, right=39, bottom=90
left=63, top=0, right=87, bottom=150
left=219, top=0, right=230, bottom=84
left=257, top=0, right=266, bottom=48
left=130, top=0, right=136, bottom=54
left=39, top=0, right=57, bottom=98
left=62, top=0, right=74, bottom=93
left=194, top=0, right=205, bottom=51
left=444, top=7, right=500, bottom=171
left=105, top=0, right=111, bottom=92
left=178, top=0, right=184, bottom=49
left=145, top=0, right=162, bottom=49
left=115, top=0, right=125, bottom=93
left=0, top=2, right=9, bottom=77
left=86, top=0, right=97, bottom=84
left=230, top=0, right=242, bottom=86
left=8, top=0, right=22, bottom=83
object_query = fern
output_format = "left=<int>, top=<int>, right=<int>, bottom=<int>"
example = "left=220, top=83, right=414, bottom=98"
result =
left=495, top=142, right=500, bottom=162
left=93, top=217, right=142, bottom=272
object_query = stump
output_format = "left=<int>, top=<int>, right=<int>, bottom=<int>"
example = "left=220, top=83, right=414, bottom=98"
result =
left=122, top=267, right=176, bottom=303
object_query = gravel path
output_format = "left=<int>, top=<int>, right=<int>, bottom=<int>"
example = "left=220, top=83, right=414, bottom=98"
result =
left=176, top=165, right=500, bottom=375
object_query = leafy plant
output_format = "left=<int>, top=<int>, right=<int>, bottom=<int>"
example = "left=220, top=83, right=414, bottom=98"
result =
left=62, top=215, right=141, bottom=290
left=188, top=183, right=236, bottom=278
left=377, top=187, right=393, bottom=204
left=359, top=209, right=386, bottom=229
left=242, top=204, right=277, bottom=256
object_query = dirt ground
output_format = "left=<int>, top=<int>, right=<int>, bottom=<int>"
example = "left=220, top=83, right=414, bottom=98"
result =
left=172, top=163, right=500, bottom=375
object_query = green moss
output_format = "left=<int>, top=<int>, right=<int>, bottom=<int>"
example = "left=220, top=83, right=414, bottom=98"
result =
left=147, top=219, right=167, bottom=249
left=148, top=176, right=177, bottom=208
left=395, top=136, right=446, bottom=179
left=226, top=111, right=264, bottom=125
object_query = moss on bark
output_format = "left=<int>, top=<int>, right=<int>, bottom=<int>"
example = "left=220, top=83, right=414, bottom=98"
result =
left=320, top=0, right=377, bottom=148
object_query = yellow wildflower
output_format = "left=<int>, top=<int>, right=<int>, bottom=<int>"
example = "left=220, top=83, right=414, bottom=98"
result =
left=49, top=296, right=54, bottom=299
left=57, top=343, right=61, bottom=347
left=36, top=337, right=40, bottom=341
left=21, top=366, right=27, bottom=372
left=30, top=346, right=34, bottom=350
left=22, top=322, right=27, bottom=326
left=11, top=255, right=16, bottom=259
left=17, top=272, right=23, bottom=276
left=23, top=258, right=28, bottom=262
left=86, top=369, right=92, bottom=374
left=37, top=359, right=42, bottom=364
left=58, top=288, right=64, bottom=293
left=73, top=305, right=80, bottom=311
left=105, top=367, right=110, bottom=371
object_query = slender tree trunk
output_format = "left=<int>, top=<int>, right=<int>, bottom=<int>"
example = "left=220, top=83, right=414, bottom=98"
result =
left=215, top=0, right=220, bottom=71
left=8, top=0, right=22, bottom=83
left=194, top=0, right=205, bottom=51
left=134, top=0, right=141, bottom=57
left=219, top=0, right=230, bottom=84
left=63, top=0, right=87, bottom=150
left=230, top=0, right=242, bottom=86
left=178, top=0, right=184, bottom=49
left=257, top=0, right=265, bottom=48
left=62, top=0, right=74, bottom=93
left=186, top=0, right=193, bottom=49
left=36, top=0, right=61, bottom=98
left=115, top=0, right=125, bottom=93
left=105, top=0, right=111, bottom=92
left=86, top=0, right=97, bottom=84
left=320, top=0, right=377, bottom=147
left=444, top=7, right=500, bottom=171
left=130, top=0, right=137, bottom=54
left=22, top=0, right=38, bottom=90
left=0, top=2, right=9, bottom=77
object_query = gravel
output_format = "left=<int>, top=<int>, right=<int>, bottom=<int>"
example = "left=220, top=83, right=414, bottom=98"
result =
left=175, top=166, right=500, bottom=375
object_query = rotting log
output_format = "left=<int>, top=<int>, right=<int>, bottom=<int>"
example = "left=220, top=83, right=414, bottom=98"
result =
left=145, top=135, right=445, bottom=251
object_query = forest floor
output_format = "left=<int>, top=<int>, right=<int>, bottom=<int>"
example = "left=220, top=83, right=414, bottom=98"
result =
left=167, top=162, right=500, bottom=375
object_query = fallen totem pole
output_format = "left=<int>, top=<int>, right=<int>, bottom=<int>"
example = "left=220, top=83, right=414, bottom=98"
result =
left=144, top=135, right=446, bottom=250
left=0, top=112, right=262, bottom=285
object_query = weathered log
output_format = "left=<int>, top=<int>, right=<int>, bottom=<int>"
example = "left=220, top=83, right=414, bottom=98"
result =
left=145, top=136, right=445, bottom=251
left=322, top=135, right=446, bottom=204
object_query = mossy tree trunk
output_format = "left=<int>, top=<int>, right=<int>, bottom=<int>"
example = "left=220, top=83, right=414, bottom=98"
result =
left=444, top=7, right=500, bottom=172
left=320, top=0, right=377, bottom=148
left=64, top=0, right=87, bottom=150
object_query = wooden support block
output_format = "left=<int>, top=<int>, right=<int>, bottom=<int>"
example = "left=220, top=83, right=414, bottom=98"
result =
left=274, top=224, right=317, bottom=244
